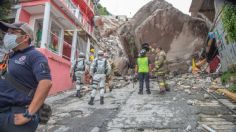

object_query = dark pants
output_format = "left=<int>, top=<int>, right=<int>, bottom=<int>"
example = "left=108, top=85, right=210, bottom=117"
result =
left=138, top=72, right=150, bottom=92
left=0, top=106, right=39, bottom=132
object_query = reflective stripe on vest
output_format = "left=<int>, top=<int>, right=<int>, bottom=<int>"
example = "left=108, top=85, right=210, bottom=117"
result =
left=137, top=57, right=149, bottom=73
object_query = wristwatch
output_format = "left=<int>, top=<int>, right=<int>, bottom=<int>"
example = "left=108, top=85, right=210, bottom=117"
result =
left=23, top=109, right=35, bottom=119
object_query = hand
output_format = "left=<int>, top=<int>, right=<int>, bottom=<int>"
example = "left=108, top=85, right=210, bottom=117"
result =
left=14, top=113, right=31, bottom=125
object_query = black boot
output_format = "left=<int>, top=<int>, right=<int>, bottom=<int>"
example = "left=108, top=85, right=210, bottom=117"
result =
left=138, top=90, right=143, bottom=95
left=165, top=87, right=170, bottom=92
left=76, top=90, right=82, bottom=98
left=88, top=97, right=95, bottom=105
left=100, top=96, right=104, bottom=105
left=146, top=90, right=151, bottom=94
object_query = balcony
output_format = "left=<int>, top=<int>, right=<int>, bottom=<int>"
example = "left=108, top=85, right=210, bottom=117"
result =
left=83, top=0, right=94, bottom=12
left=60, top=0, right=94, bottom=36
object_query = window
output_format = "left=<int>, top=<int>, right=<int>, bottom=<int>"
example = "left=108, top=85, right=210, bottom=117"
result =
left=48, top=22, right=62, bottom=53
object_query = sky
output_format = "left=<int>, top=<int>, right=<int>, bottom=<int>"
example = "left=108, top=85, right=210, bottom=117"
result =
left=99, top=0, right=192, bottom=18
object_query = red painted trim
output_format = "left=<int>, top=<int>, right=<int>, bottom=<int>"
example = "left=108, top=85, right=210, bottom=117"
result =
left=19, top=9, right=30, bottom=23
left=72, top=0, right=94, bottom=20
left=21, top=0, right=49, bottom=7
left=51, top=0, right=79, bottom=28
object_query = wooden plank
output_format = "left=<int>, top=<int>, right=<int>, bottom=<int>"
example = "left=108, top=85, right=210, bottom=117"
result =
left=217, top=89, right=236, bottom=102
left=201, top=118, right=226, bottom=122
left=198, top=121, right=234, bottom=125
left=218, top=99, right=236, bottom=110
left=210, top=124, right=236, bottom=130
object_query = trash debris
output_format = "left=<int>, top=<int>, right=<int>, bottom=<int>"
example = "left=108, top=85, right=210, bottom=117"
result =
left=173, top=97, right=177, bottom=101
left=201, top=124, right=216, bottom=132
left=203, top=93, right=210, bottom=99
left=185, top=125, right=192, bottom=131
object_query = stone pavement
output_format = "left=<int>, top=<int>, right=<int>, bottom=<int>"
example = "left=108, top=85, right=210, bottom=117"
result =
left=37, top=74, right=236, bottom=132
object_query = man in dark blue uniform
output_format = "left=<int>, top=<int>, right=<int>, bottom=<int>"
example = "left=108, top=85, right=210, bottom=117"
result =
left=0, top=21, right=52, bottom=132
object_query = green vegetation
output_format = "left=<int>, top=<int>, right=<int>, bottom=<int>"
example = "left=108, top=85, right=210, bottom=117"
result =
left=229, top=84, right=236, bottom=93
left=0, top=0, right=12, bottom=20
left=222, top=3, right=236, bottom=43
left=221, top=72, right=236, bottom=84
left=97, top=3, right=110, bottom=16
left=221, top=64, right=236, bottom=92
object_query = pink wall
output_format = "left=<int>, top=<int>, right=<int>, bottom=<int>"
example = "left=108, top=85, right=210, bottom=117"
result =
left=37, top=48, right=74, bottom=95
left=19, top=9, right=30, bottom=23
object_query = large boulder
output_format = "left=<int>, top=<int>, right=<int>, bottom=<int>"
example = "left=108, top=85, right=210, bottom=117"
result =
left=118, top=0, right=209, bottom=73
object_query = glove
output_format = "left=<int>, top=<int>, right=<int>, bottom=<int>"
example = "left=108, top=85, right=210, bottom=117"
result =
left=38, top=103, right=52, bottom=124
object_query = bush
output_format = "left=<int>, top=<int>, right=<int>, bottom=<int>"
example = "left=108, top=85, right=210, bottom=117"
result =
left=222, top=3, right=236, bottom=43
left=229, top=84, right=236, bottom=93
left=221, top=71, right=236, bottom=84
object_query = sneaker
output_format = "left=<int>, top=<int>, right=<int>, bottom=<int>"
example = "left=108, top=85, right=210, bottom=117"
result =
left=146, top=90, right=151, bottom=94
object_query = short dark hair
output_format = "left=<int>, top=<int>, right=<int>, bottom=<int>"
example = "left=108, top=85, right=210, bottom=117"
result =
left=156, top=46, right=162, bottom=50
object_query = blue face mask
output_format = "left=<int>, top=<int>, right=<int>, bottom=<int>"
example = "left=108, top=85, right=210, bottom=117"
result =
left=3, top=33, right=19, bottom=51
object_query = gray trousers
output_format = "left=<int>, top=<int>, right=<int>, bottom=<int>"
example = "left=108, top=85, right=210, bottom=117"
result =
left=75, top=71, right=85, bottom=91
left=91, top=74, right=106, bottom=97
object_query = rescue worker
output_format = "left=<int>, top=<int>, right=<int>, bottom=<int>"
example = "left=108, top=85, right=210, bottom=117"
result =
left=104, top=53, right=114, bottom=92
left=135, top=49, right=151, bottom=95
left=88, top=50, right=111, bottom=105
left=153, top=46, right=169, bottom=94
left=71, top=52, right=88, bottom=98
left=0, top=21, right=52, bottom=131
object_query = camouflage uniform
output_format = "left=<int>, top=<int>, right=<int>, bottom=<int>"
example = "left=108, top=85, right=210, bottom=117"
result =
left=154, top=50, right=169, bottom=93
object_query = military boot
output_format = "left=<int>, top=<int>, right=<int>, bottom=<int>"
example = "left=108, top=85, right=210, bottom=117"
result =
left=138, top=90, right=143, bottom=95
left=146, top=90, right=151, bottom=94
left=165, top=87, right=170, bottom=92
left=100, top=96, right=104, bottom=105
left=159, top=89, right=166, bottom=94
left=76, top=90, right=82, bottom=98
left=88, top=97, right=95, bottom=105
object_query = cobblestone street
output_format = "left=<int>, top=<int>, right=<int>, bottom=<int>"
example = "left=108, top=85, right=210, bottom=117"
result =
left=37, top=74, right=236, bottom=132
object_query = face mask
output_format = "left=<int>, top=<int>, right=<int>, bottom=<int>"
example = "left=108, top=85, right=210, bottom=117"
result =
left=3, top=33, right=19, bottom=51
left=3, top=33, right=26, bottom=51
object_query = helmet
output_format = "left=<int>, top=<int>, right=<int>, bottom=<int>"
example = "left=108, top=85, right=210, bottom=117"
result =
left=90, top=48, right=94, bottom=53
left=79, top=52, right=85, bottom=58
left=142, top=43, right=150, bottom=52
left=139, top=49, right=146, bottom=57
left=98, top=50, right=104, bottom=56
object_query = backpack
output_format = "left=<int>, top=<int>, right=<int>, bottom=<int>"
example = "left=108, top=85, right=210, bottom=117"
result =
left=74, top=59, right=85, bottom=72
left=94, top=58, right=107, bottom=74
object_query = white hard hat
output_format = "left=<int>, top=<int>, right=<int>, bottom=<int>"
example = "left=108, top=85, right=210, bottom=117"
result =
left=79, top=52, right=85, bottom=57
left=98, top=50, right=104, bottom=55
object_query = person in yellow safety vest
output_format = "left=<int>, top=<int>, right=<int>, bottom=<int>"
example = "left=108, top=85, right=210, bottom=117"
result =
left=135, top=49, right=151, bottom=95
left=153, top=46, right=169, bottom=94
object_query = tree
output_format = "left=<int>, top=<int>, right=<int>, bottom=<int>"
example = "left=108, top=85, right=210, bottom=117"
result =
left=0, top=0, right=17, bottom=21
left=97, top=3, right=110, bottom=16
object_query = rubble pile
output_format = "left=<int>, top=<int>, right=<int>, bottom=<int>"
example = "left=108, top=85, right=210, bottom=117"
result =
left=94, top=16, right=130, bottom=76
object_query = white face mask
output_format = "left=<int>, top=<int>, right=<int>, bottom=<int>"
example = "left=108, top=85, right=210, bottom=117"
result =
left=3, top=33, right=19, bottom=51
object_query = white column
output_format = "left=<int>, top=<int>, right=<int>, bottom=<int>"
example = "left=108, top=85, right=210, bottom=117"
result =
left=14, top=5, right=22, bottom=22
left=41, top=2, right=51, bottom=48
left=58, top=29, right=64, bottom=56
left=75, top=8, right=80, bottom=19
left=86, top=38, right=91, bottom=62
left=71, top=30, right=78, bottom=63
